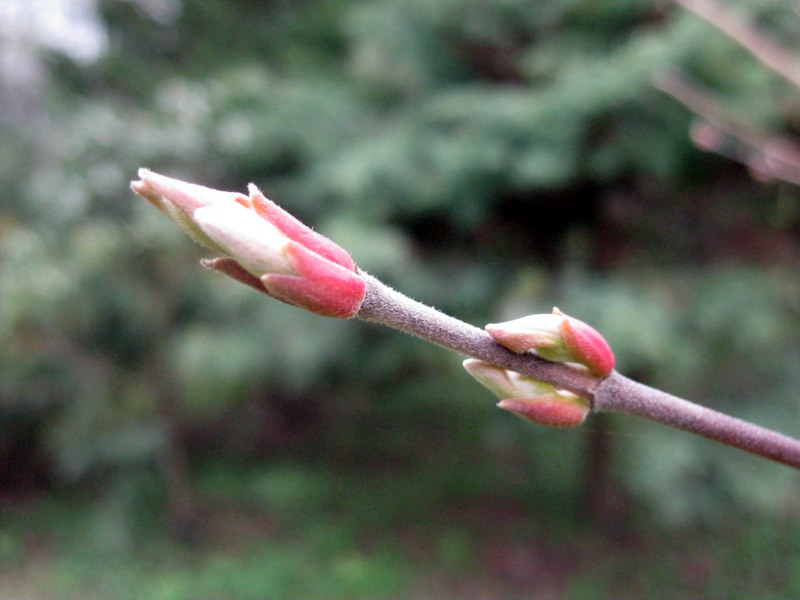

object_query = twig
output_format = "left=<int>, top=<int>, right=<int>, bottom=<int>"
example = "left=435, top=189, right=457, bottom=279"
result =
left=595, top=373, right=800, bottom=468
left=661, top=0, right=800, bottom=184
left=356, top=271, right=601, bottom=398
left=671, top=0, right=800, bottom=90
left=131, top=170, right=800, bottom=469
left=357, top=272, right=800, bottom=469
left=655, top=71, right=800, bottom=184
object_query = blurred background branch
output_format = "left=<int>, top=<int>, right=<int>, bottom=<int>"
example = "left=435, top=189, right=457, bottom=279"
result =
left=662, top=0, right=800, bottom=184
left=655, top=70, right=800, bottom=184
left=671, top=0, right=800, bottom=88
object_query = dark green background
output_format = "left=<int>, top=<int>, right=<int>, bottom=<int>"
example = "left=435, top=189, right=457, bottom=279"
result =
left=2, top=0, right=799, bottom=597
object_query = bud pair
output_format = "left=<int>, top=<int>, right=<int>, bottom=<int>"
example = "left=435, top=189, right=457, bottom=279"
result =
left=131, top=170, right=366, bottom=318
left=464, top=308, right=614, bottom=427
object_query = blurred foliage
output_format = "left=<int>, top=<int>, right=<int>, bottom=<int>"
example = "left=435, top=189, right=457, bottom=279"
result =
left=2, top=0, right=800, bottom=596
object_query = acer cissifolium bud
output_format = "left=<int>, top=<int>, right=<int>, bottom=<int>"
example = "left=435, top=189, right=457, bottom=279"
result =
left=463, top=358, right=590, bottom=427
left=486, top=307, right=614, bottom=376
left=132, top=169, right=366, bottom=318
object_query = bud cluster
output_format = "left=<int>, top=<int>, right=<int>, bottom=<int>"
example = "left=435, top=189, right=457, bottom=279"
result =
left=132, top=171, right=614, bottom=427
left=464, top=308, right=615, bottom=427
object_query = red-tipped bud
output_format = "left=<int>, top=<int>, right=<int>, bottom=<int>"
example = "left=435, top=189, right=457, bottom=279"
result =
left=497, top=396, right=589, bottom=427
left=131, top=169, right=366, bottom=318
left=261, top=241, right=367, bottom=318
left=486, top=313, right=565, bottom=356
left=486, top=307, right=614, bottom=377
left=555, top=308, right=615, bottom=376
left=463, top=358, right=590, bottom=428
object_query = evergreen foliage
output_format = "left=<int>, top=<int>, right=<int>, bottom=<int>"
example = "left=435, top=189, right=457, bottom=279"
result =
left=2, top=0, right=800, bottom=594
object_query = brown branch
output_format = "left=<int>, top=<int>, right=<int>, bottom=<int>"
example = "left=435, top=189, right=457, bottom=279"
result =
left=132, top=170, right=800, bottom=469
left=655, top=71, right=800, bottom=184
left=356, top=272, right=800, bottom=469
left=594, top=372, right=800, bottom=468
left=356, top=271, right=601, bottom=398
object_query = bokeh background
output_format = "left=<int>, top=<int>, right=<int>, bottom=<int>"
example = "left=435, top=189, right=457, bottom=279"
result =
left=2, top=0, right=800, bottom=597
